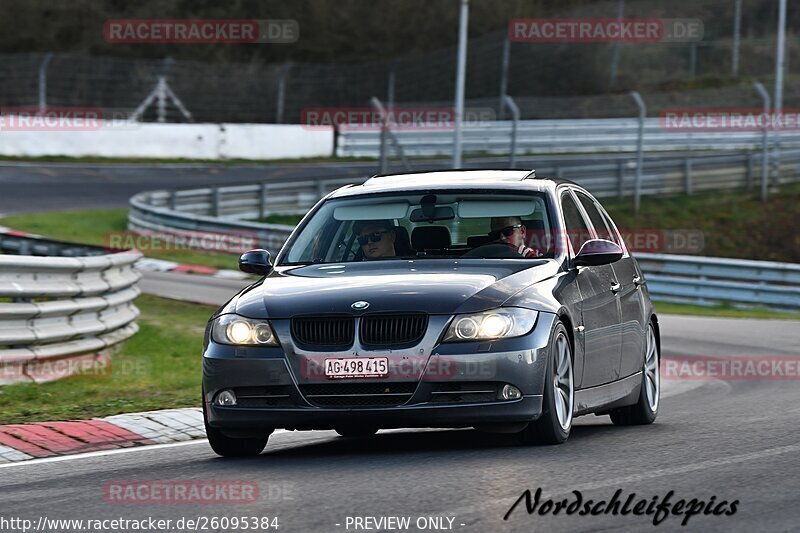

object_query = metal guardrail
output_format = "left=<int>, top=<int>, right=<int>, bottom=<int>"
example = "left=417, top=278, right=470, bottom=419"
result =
left=637, top=253, right=800, bottom=310
left=129, top=150, right=800, bottom=250
left=128, top=177, right=358, bottom=251
left=0, top=232, right=142, bottom=385
left=129, top=175, right=800, bottom=311
left=336, top=118, right=800, bottom=158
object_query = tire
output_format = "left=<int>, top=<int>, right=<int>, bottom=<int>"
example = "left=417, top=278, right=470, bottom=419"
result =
left=203, top=394, right=270, bottom=457
left=517, top=320, right=573, bottom=445
left=335, top=426, right=379, bottom=438
left=609, top=321, right=659, bottom=426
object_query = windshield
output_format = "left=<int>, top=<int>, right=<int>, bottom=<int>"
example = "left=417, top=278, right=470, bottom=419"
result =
left=280, top=191, right=556, bottom=264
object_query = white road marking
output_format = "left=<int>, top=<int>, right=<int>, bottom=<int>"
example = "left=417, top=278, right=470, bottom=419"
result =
left=0, top=380, right=716, bottom=469
left=0, top=440, right=209, bottom=469
left=0, top=430, right=293, bottom=470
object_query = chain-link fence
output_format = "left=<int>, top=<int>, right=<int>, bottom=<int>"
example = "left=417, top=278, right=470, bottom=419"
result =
left=0, top=0, right=797, bottom=124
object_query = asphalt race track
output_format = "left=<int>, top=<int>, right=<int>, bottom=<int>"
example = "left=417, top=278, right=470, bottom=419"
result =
left=3, top=269, right=798, bottom=532
left=2, top=162, right=799, bottom=531
left=0, top=151, right=723, bottom=214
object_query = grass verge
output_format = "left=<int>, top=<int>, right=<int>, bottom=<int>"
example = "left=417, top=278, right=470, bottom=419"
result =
left=0, top=295, right=213, bottom=425
left=603, top=183, right=800, bottom=263
left=1, top=209, right=238, bottom=270
left=654, top=301, right=800, bottom=320
left=0, top=294, right=795, bottom=425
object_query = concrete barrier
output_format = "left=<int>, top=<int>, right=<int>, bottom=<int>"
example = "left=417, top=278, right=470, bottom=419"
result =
left=0, top=120, right=334, bottom=160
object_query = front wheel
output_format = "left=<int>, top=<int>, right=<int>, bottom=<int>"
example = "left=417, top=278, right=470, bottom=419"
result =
left=518, top=320, right=573, bottom=445
left=610, top=321, right=659, bottom=426
left=203, top=394, right=270, bottom=457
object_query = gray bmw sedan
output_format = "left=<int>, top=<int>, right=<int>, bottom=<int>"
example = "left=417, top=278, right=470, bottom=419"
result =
left=202, top=170, right=660, bottom=456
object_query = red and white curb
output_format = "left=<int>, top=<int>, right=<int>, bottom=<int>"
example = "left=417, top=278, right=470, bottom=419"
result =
left=0, top=226, right=250, bottom=280
left=0, top=407, right=205, bottom=463
left=134, top=257, right=250, bottom=279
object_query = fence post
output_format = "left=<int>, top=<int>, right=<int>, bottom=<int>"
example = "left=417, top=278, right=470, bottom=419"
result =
left=732, top=0, right=742, bottom=76
left=212, top=187, right=221, bottom=217
left=629, top=91, right=646, bottom=214
left=387, top=60, right=397, bottom=111
left=452, top=0, right=469, bottom=169
left=609, top=0, right=624, bottom=85
left=617, top=160, right=625, bottom=198
left=259, top=182, right=268, bottom=219
left=684, top=158, right=693, bottom=195
left=498, top=36, right=511, bottom=119
left=169, top=190, right=177, bottom=210
left=753, top=81, right=770, bottom=201
left=38, top=53, right=54, bottom=113
left=276, top=62, right=292, bottom=124
left=502, top=95, right=519, bottom=167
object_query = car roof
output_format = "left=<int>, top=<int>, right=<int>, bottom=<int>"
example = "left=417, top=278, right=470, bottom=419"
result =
left=328, top=169, right=578, bottom=199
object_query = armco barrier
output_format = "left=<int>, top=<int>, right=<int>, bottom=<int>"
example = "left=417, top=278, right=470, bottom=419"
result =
left=129, top=180, right=800, bottom=311
left=337, top=118, right=800, bottom=158
left=636, top=253, right=800, bottom=310
left=0, top=232, right=142, bottom=385
left=128, top=149, right=800, bottom=252
left=128, top=177, right=359, bottom=251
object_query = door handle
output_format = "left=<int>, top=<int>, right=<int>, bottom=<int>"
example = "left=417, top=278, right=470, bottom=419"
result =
left=610, top=283, right=621, bottom=293
left=633, top=276, right=645, bottom=287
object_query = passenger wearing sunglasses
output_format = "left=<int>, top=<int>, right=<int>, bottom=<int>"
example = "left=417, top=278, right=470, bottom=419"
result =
left=353, top=220, right=397, bottom=259
left=463, top=216, right=541, bottom=259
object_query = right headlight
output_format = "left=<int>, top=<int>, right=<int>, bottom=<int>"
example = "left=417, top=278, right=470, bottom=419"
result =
left=442, top=308, right=538, bottom=342
left=210, top=314, right=279, bottom=346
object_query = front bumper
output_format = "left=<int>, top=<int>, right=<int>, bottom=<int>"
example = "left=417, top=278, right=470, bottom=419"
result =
left=203, top=312, right=556, bottom=431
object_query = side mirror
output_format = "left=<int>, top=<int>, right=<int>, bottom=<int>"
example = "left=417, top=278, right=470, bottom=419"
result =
left=239, top=249, right=273, bottom=276
left=573, top=239, right=623, bottom=267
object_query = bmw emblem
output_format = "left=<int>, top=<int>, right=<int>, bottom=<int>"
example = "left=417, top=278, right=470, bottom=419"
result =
left=351, top=301, right=370, bottom=311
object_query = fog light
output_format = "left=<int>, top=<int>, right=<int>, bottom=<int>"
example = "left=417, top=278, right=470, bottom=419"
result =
left=215, top=389, right=237, bottom=406
left=500, top=384, right=522, bottom=400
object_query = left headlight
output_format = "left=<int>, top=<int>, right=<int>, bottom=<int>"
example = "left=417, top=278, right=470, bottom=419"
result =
left=442, top=308, right=537, bottom=342
left=210, top=314, right=279, bottom=346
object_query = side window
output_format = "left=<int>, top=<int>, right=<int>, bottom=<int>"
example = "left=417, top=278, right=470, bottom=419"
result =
left=575, top=191, right=614, bottom=242
left=599, top=207, right=625, bottom=250
left=560, top=192, right=592, bottom=254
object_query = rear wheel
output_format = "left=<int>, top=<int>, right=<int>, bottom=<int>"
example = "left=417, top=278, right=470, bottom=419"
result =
left=518, top=320, right=573, bottom=445
left=609, top=321, right=659, bottom=426
left=203, top=394, right=271, bottom=457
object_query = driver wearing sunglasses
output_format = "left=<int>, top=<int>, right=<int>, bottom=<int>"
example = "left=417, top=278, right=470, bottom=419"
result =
left=354, top=220, right=397, bottom=259
left=464, top=216, right=540, bottom=258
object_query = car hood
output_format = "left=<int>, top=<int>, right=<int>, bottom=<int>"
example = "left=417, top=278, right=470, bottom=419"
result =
left=219, top=259, right=560, bottom=318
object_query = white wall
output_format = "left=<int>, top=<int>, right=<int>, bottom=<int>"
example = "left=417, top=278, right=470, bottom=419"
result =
left=0, top=121, right=334, bottom=160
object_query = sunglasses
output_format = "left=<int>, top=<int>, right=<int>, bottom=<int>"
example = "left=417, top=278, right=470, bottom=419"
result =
left=357, top=230, right=390, bottom=246
left=491, top=223, right=524, bottom=238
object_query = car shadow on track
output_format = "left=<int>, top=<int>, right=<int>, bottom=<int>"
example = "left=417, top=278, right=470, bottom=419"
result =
left=202, top=421, right=669, bottom=467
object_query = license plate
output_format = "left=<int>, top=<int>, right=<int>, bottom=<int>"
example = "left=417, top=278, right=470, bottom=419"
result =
left=324, top=357, right=388, bottom=379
